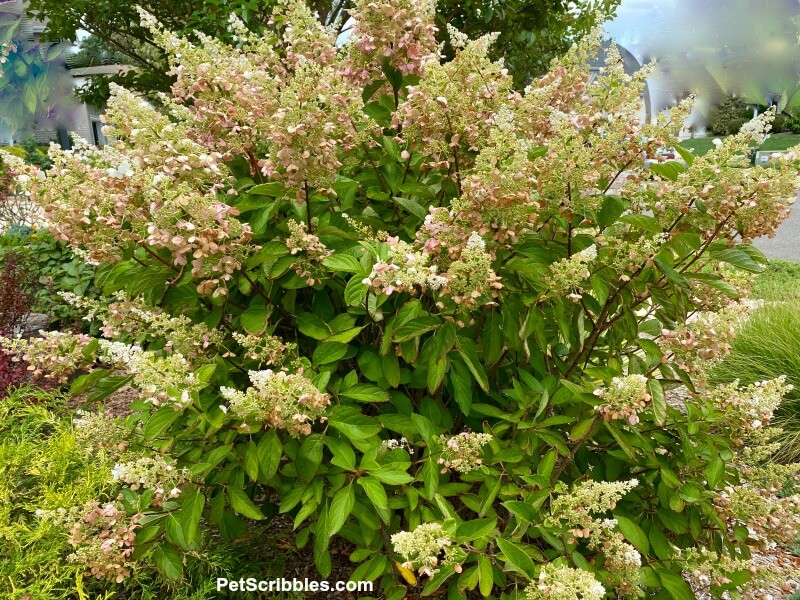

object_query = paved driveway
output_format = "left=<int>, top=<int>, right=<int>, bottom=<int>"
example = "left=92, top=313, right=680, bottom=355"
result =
left=754, top=198, right=800, bottom=261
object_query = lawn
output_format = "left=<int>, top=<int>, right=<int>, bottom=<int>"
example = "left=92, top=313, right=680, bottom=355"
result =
left=679, top=133, right=800, bottom=157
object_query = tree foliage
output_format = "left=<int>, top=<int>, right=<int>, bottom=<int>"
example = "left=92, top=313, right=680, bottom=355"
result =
left=0, top=12, right=76, bottom=140
left=27, top=0, right=619, bottom=100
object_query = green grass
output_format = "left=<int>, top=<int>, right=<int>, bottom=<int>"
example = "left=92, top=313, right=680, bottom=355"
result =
left=710, top=261, right=800, bottom=460
left=678, top=137, right=717, bottom=156
left=678, top=133, right=800, bottom=157
left=760, top=133, right=800, bottom=151
left=710, top=301, right=800, bottom=461
left=752, top=260, right=800, bottom=301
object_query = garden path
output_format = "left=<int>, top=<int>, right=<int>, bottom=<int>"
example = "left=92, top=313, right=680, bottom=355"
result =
left=754, top=194, right=800, bottom=261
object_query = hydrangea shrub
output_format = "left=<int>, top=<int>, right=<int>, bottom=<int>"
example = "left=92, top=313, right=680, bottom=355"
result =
left=9, top=0, right=800, bottom=596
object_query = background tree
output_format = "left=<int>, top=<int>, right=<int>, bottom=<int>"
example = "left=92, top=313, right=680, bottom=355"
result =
left=28, top=0, right=619, bottom=100
left=0, top=10, right=76, bottom=143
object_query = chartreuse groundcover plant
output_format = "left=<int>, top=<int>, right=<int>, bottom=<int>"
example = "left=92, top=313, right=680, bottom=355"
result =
left=5, top=0, right=800, bottom=596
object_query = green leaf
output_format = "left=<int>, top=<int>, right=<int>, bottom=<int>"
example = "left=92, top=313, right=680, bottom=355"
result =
left=456, top=337, right=489, bottom=392
left=350, top=554, right=389, bottom=582
left=495, top=538, right=536, bottom=581
left=326, top=326, right=364, bottom=343
left=240, top=305, right=270, bottom=334
left=323, top=254, right=362, bottom=273
left=244, top=441, right=260, bottom=482
left=478, top=555, right=494, bottom=597
left=345, top=275, right=369, bottom=307
left=257, top=430, right=283, bottom=479
left=165, top=514, right=187, bottom=548
left=340, top=383, right=390, bottom=403
left=329, top=406, right=381, bottom=439
left=455, top=518, right=496, bottom=542
left=394, top=196, right=428, bottom=219
left=153, top=545, right=183, bottom=580
left=650, top=161, right=686, bottom=181
left=705, top=455, right=725, bottom=489
left=326, top=437, right=356, bottom=471
left=228, top=488, right=265, bottom=520
left=295, top=312, right=330, bottom=340
left=144, top=406, right=181, bottom=440
left=370, top=468, right=413, bottom=485
left=648, top=379, right=667, bottom=427
left=327, top=485, right=355, bottom=536
left=427, top=356, right=448, bottom=393
left=357, top=477, right=389, bottom=511
left=710, top=247, right=764, bottom=273
left=654, top=257, right=688, bottom=285
left=180, top=489, right=205, bottom=547
left=450, top=359, right=473, bottom=415
left=655, top=566, right=696, bottom=600
left=393, top=316, right=441, bottom=342
left=674, top=144, right=695, bottom=166
left=313, top=341, right=348, bottom=365
left=363, top=101, right=392, bottom=125
left=296, top=434, right=324, bottom=480
left=620, top=214, right=662, bottom=234
left=382, top=354, right=401, bottom=387
left=615, top=514, right=649, bottom=555
left=597, top=195, right=627, bottom=229
left=249, top=182, right=285, bottom=196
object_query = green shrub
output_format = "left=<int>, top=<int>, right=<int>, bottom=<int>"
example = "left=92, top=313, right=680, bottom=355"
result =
left=0, top=227, right=98, bottom=326
left=0, top=386, right=264, bottom=599
left=788, top=116, right=800, bottom=134
left=0, top=386, right=116, bottom=599
left=9, top=5, right=800, bottom=598
left=773, top=113, right=788, bottom=133
left=709, top=96, right=752, bottom=136
left=2, top=146, right=29, bottom=159
left=18, top=138, right=53, bottom=171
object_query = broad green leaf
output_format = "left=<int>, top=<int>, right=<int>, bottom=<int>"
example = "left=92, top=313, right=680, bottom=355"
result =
left=228, top=488, right=265, bottom=520
left=144, top=406, right=181, bottom=440
left=615, top=514, right=649, bottom=555
left=243, top=441, right=260, bottom=482
left=705, top=455, right=725, bottom=489
left=340, top=383, right=390, bottom=403
left=326, top=436, right=356, bottom=471
left=478, top=555, right=494, bottom=597
left=456, top=518, right=496, bottom=542
left=370, top=468, right=413, bottom=485
left=313, top=341, right=348, bottom=365
left=495, top=538, right=536, bottom=581
left=153, top=545, right=183, bottom=580
left=323, top=254, right=362, bottom=273
left=357, top=477, right=389, bottom=512
left=240, top=305, right=270, bottom=334
left=329, top=406, right=381, bottom=439
left=327, top=485, right=355, bottom=536
left=655, top=566, right=696, bottom=600
left=180, top=489, right=205, bottom=546
left=345, top=275, right=369, bottom=307
left=456, top=337, right=489, bottom=392
left=597, top=194, right=627, bottom=229
left=648, top=379, right=667, bottom=427
left=296, top=434, right=324, bottom=480
left=295, top=312, right=329, bottom=339
left=257, top=430, right=283, bottom=479
left=710, top=247, right=764, bottom=273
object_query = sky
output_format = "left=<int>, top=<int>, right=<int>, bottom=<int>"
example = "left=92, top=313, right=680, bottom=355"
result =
left=604, top=0, right=800, bottom=118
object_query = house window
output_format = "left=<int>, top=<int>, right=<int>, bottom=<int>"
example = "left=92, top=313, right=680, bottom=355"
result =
left=91, top=120, right=106, bottom=146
